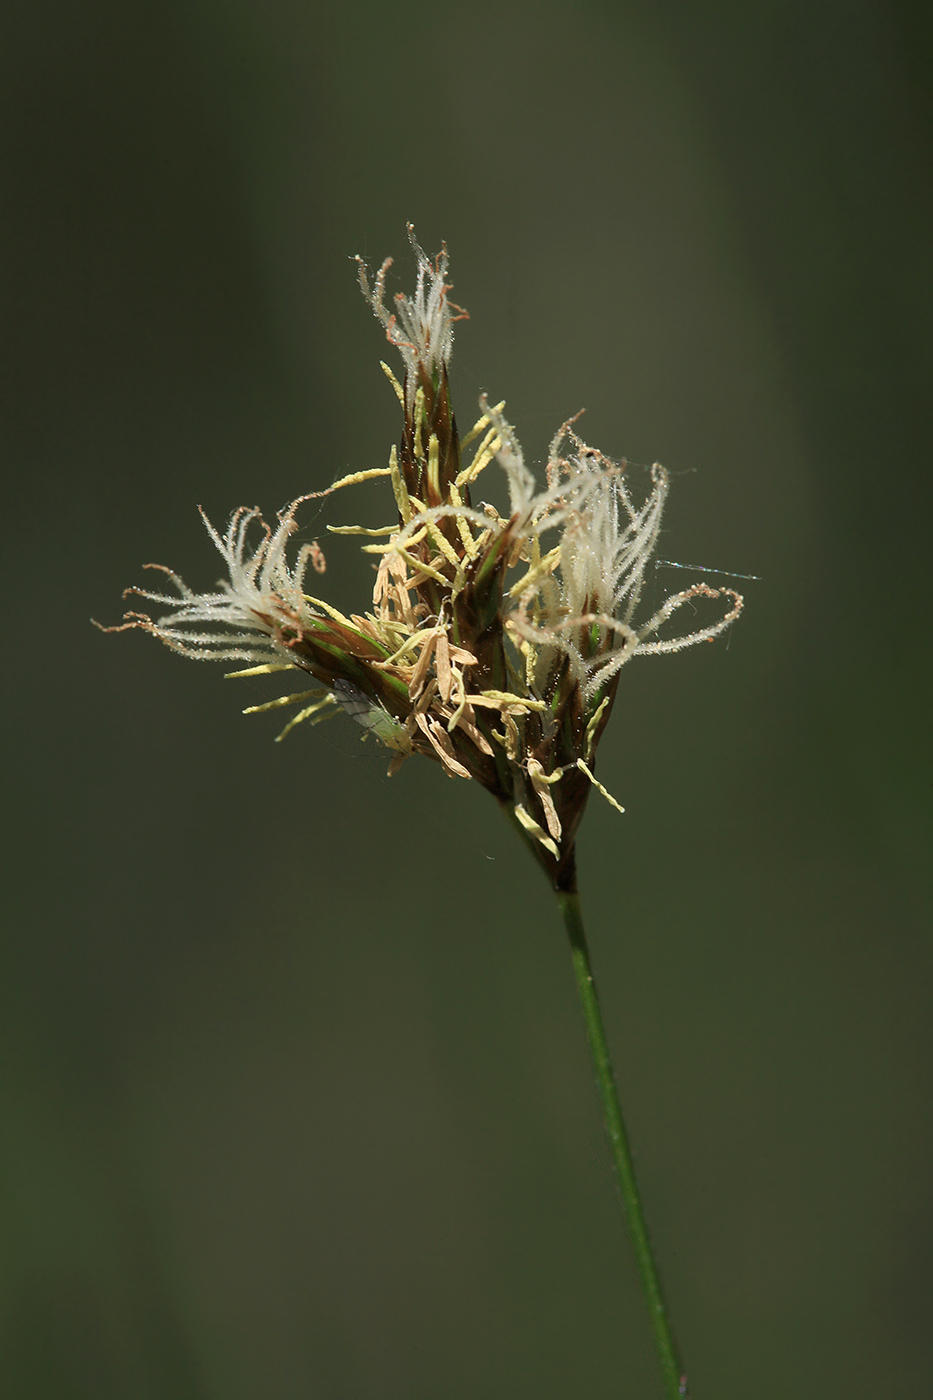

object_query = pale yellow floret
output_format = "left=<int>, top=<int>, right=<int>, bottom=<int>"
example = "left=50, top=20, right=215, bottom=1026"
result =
left=434, top=630, right=453, bottom=702
left=508, top=546, right=562, bottom=600
left=447, top=480, right=480, bottom=560
left=426, top=434, right=441, bottom=502
left=349, top=614, right=388, bottom=646
left=436, top=649, right=480, bottom=730
left=458, top=400, right=506, bottom=453
left=380, top=360, right=405, bottom=407
left=449, top=711, right=494, bottom=755
left=236, top=686, right=339, bottom=743
left=576, top=759, right=626, bottom=815
left=366, top=624, right=411, bottom=657
left=388, top=446, right=413, bottom=524
left=413, top=384, right=425, bottom=461
left=527, top=759, right=562, bottom=785
left=519, top=637, right=537, bottom=691
left=446, top=666, right=468, bottom=732
left=473, top=689, right=547, bottom=713
left=373, top=551, right=417, bottom=628
left=501, top=711, right=521, bottom=761
left=456, top=428, right=502, bottom=489
left=414, top=711, right=471, bottom=778
left=527, top=759, right=563, bottom=841
left=326, top=523, right=398, bottom=537
left=362, top=526, right=429, bottom=554
left=386, top=545, right=451, bottom=588
left=408, top=631, right=437, bottom=698
left=224, top=663, right=294, bottom=679
left=302, top=595, right=359, bottom=629
left=424, top=517, right=463, bottom=573
left=242, top=689, right=327, bottom=715
left=379, top=626, right=438, bottom=667
left=326, top=466, right=394, bottom=493
left=276, top=697, right=338, bottom=742
left=583, top=697, right=611, bottom=761
left=513, top=803, right=560, bottom=859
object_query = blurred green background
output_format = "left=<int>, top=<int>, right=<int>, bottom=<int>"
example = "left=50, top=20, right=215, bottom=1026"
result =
left=2, top=1, right=930, bottom=1396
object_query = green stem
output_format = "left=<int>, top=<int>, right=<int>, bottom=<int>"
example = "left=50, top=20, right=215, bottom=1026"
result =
left=557, top=889, right=689, bottom=1400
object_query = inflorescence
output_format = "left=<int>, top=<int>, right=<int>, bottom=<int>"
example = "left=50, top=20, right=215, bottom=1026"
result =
left=101, top=228, right=743, bottom=891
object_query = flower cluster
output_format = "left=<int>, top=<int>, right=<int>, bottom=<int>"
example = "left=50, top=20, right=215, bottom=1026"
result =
left=102, top=228, right=742, bottom=890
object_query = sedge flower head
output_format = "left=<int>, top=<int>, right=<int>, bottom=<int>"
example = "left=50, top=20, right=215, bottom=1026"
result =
left=100, top=227, right=743, bottom=891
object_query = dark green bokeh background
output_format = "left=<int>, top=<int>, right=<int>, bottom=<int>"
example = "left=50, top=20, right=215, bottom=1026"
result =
left=3, top=2, right=930, bottom=1395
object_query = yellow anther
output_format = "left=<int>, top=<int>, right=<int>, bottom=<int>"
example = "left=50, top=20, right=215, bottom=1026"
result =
left=389, top=445, right=413, bottom=524
left=513, top=804, right=559, bottom=859
left=458, top=400, right=506, bottom=452
left=326, top=466, right=393, bottom=493
left=584, top=697, right=610, bottom=761
left=379, top=360, right=405, bottom=407
left=413, top=384, right=425, bottom=461
left=224, top=663, right=293, bottom=678
left=427, top=434, right=441, bottom=501
left=576, top=759, right=625, bottom=815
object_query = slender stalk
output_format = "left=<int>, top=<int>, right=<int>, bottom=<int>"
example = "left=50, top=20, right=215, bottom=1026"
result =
left=557, top=889, right=689, bottom=1400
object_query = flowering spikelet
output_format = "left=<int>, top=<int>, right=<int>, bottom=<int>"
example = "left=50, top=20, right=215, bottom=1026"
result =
left=100, top=226, right=743, bottom=891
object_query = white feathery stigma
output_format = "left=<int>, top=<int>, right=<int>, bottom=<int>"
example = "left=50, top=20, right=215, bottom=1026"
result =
left=356, top=224, right=466, bottom=411
left=113, top=503, right=325, bottom=666
left=491, top=417, right=743, bottom=698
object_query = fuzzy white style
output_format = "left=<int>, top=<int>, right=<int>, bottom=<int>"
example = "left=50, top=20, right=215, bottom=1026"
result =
left=111, top=503, right=325, bottom=666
